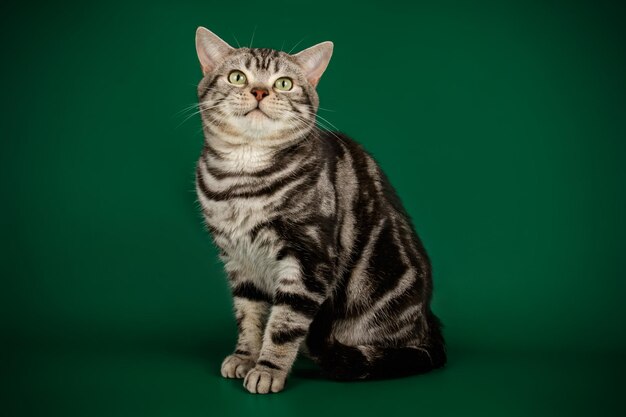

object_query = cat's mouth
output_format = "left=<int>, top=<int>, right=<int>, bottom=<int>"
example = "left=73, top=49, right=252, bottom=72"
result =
left=244, top=107, right=271, bottom=119
left=244, top=107, right=270, bottom=119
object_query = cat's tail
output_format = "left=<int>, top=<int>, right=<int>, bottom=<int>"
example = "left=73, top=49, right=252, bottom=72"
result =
left=309, top=315, right=446, bottom=381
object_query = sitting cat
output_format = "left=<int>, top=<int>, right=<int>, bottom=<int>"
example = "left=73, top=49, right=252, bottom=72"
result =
left=193, top=27, right=446, bottom=394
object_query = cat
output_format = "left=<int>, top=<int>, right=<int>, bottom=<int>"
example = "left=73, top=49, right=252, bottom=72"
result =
left=193, top=27, right=446, bottom=394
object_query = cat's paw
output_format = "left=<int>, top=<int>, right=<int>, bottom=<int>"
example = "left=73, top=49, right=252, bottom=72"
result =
left=221, top=354, right=255, bottom=379
left=243, top=365, right=287, bottom=394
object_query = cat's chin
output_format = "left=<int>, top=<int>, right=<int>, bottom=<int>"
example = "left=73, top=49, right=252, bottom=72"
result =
left=231, top=113, right=275, bottom=136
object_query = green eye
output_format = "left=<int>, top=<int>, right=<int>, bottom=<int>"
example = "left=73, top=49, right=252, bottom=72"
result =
left=274, top=77, right=293, bottom=91
left=228, top=70, right=247, bottom=85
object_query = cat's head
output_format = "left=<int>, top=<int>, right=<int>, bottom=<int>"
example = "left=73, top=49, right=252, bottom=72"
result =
left=195, top=27, right=333, bottom=146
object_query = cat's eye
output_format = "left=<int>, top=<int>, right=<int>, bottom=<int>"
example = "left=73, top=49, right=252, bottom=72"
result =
left=274, top=77, right=293, bottom=91
left=228, top=70, right=247, bottom=85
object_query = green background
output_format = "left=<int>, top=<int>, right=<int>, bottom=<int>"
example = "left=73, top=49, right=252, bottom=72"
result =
left=3, top=0, right=625, bottom=415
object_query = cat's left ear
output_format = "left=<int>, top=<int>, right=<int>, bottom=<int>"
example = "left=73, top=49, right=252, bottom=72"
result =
left=292, top=41, right=334, bottom=88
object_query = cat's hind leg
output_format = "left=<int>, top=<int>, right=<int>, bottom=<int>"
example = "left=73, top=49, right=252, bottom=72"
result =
left=313, top=341, right=446, bottom=380
left=307, top=311, right=447, bottom=380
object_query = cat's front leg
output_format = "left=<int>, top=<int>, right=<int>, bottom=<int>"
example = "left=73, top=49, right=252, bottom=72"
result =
left=221, top=289, right=270, bottom=379
left=243, top=256, right=328, bottom=394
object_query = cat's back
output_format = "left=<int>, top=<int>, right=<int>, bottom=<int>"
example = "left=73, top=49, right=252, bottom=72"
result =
left=319, top=130, right=418, bottom=246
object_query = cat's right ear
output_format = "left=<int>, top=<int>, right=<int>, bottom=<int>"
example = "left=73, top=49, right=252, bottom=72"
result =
left=195, top=27, right=234, bottom=75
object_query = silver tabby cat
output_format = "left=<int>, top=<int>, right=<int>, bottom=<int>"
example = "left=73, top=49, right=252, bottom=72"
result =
left=193, top=27, right=446, bottom=394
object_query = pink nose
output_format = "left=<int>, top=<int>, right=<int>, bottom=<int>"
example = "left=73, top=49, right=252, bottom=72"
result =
left=251, top=87, right=269, bottom=102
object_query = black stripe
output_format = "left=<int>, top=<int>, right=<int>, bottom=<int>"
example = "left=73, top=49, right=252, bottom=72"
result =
left=203, top=160, right=231, bottom=180
left=271, top=328, right=308, bottom=345
left=302, top=267, right=329, bottom=296
left=249, top=217, right=282, bottom=242
left=276, top=246, right=290, bottom=261
left=287, top=98, right=303, bottom=114
left=276, top=243, right=330, bottom=297
left=257, top=359, right=282, bottom=370
left=329, top=139, right=375, bottom=318
left=199, top=76, right=219, bottom=101
left=234, top=349, right=250, bottom=356
left=257, top=48, right=272, bottom=70
left=203, top=142, right=306, bottom=180
left=197, top=161, right=315, bottom=202
left=300, top=87, right=312, bottom=107
left=259, top=49, right=267, bottom=69
left=369, top=290, right=418, bottom=329
left=274, top=291, right=320, bottom=318
left=202, top=143, right=224, bottom=160
left=368, top=221, right=408, bottom=301
left=232, top=282, right=272, bottom=303
left=273, top=167, right=322, bottom=211
left=370, top=310, right=418, bottom=337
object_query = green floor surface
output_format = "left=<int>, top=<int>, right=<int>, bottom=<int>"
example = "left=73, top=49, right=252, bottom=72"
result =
left=8, top=337, right=624, bottom=417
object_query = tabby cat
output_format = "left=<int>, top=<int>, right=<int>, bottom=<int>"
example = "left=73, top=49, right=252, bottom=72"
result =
left=193, top=27, right=446, bottom=394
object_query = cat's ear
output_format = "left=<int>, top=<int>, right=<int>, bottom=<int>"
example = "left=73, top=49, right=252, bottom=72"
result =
left=292, top=41, right=334, bottom=88
left=195, top=27, right=234, bottom=75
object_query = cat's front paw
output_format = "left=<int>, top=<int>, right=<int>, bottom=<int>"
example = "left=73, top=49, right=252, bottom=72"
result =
left=221, top=354, right=255, bottom=379
left=243, top=364, right=287, bottom=394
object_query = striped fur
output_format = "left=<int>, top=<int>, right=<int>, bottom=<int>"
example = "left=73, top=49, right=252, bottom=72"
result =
left=194, top=28, right=445, bottom=394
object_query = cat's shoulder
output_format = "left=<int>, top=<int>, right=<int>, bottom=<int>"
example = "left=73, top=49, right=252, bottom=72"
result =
left=316, top=130, right=367, bottom=158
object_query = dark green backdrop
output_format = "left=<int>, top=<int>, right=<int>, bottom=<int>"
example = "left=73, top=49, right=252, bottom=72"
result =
left=3, top=0, right=625, bottom=416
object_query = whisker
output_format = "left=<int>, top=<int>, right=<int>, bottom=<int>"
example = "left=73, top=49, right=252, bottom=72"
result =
left=231, top=32, right=241, bottom=48
left=176, top=102, right=227, bottom=128
left=173, top=102, right=200, bottom=117
left=295, top=102, right=337, bottom=113
left=176, top=109, right=205, bottom=127
left=175, top=101, right=222, bottom=119
left=313, top=114, right=341, bottom=132
left=288, top=37, right=306, bottom=54
left=249, top=25, right=257, bottom=48
left=299, top=108, right=342, bottom=133
left=287, top=113, right=340, bottom=146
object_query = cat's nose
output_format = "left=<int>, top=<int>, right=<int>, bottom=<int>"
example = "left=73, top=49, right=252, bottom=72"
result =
left=251, top=87, right=269, bottom=102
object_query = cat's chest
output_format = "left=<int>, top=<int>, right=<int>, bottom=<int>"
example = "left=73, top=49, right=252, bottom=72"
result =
left=201, top=198, right=283, bottom=292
